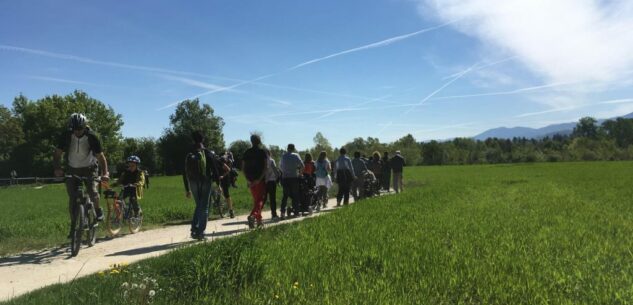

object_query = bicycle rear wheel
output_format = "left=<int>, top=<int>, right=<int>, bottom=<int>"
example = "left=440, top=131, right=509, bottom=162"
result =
left=86, top=204, right=97, bottom=247
left=106, top=199, right=123, bottom=236
left=70, top=204, right=84, bottom=257
left=213, top=192, right=224, bottom=218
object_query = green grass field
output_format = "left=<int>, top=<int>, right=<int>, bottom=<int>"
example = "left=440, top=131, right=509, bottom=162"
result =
left=6, top=162, right=633, bottom=304
left=0, top=175, right=256, bottom=256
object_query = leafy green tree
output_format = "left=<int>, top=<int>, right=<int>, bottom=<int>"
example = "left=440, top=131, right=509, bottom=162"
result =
left=392, top=134, right=421, bottom=165
left=573, top=117, right=599, bottom=139
left=158, top=99, right=225, bottom=174
left=309, top=132, right=334, bottom=159
left=0, top=105, right=24, bottom=161
left=10, top=91, right=123, bottom=176
left=601, top=118, right=633, bottom=148
left=119, top=137, right=160, bottom=175
left=228, top=140, right=251, bottom=169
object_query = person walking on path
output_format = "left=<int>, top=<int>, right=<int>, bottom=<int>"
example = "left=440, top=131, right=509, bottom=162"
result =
left=314, top=151, right=332, bottom=209
left=264, top=149, right=281, bottom=220
left=279, top=144, right=304, bottom=219
left=242, top=134, right=268, bottom=228
left=54, top=113, right=110, bottom=238
left=390, top=150, right=406, bottom=194
left=218, top=155, right=236, bottom=218
left=381, top=152, right=392, bottom=191
left=183, top=131, right=221, bottom=240
left=368, top=152, right=383, bottom=189
left=333, top=148, right=355, bottom=206
left=351, top=151, right=368, bottom=201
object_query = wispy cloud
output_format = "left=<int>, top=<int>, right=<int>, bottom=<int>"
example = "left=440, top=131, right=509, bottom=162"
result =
left=26, top=75, right=104, bottom=87
left=287, top=21, right=455, bottom=71
left=419, top=0, right=633, bottom=86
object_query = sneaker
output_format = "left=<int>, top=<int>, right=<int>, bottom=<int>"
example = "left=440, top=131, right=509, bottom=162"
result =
left=280, top=211, right=285, bottom=220
left=229, top=210, right=235, bottom=218
left=272, top=214, right=279, bottom=221
left=247, top=215, right=255, bottom=229
left=191, top=233, right=206, bottom=241
left=96, top=208, right=104, bottom=221
left=256, top=220, right=264, bottom=228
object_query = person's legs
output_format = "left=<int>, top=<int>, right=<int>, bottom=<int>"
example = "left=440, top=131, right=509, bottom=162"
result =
left=248, top=180, right=266, bottom=226
left=393, top=172, right=402, bottom=193
left=190, top=180, right=211, bottom=237
left=122, top=187, right=139, bottom=216
left=266, top=181, right=278, bottom=217
left=65, top=173, right=79, bottom=235
left=280, top=178, right=290, bottom=217
left=221, top=178, right=234, bottom=217
left=290, top=178, right=301, bottom=216
left=341, top=178, right=351, bottom=204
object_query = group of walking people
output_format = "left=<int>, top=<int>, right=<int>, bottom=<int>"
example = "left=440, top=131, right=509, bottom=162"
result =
left=53, top=112, right=405, bottom=242
left=183, top=131, right=406, bottom=239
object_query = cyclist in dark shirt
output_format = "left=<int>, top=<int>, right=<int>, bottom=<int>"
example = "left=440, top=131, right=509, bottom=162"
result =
left=242, top=134, right=268, bottom=228
left=53, top=113, right=110, bottom=238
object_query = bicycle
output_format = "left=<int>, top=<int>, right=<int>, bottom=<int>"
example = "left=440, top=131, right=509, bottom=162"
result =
left=103, top=184, right=143, bottom=236
left=65, top=175, right=100, bottom=257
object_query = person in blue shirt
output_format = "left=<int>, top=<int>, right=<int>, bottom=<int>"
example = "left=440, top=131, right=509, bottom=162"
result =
left=332, top=147, right=355, bottom=206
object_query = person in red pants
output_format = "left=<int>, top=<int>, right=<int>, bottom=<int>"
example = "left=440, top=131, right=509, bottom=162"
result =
left=241, top=134, right=268, bottom=228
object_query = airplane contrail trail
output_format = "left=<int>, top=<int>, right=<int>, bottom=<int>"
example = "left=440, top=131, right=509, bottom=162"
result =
left=515, top=98, right=633, bottom=118
left=431, top=81, right=575, bottom=101
left=441, top=56, right=517, bottom=80
left=403, top=63, right=478, bottom=115
left=0, top=44, right=395, bottom=103
left=2, top=21, right=453, bottom=110
left=287, top=21, right=455, bottom=71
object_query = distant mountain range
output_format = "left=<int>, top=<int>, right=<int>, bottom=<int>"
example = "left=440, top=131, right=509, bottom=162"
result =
left=473, top=112, right=633, bottom=141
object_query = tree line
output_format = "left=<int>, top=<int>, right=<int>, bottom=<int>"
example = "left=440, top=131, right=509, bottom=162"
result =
left=2, top=91, right=633, bottom=177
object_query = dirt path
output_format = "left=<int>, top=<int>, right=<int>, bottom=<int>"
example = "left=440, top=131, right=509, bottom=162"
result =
left=0, top=196, right=357, bottom=301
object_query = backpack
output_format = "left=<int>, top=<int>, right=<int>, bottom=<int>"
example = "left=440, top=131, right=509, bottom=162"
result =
left=185, top=149, right=208, bottom=180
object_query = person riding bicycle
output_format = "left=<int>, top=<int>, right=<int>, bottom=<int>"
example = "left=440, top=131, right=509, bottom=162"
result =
left=53, top=113, right=110, bottom=237
left=113, top=155, right=145, bottom=217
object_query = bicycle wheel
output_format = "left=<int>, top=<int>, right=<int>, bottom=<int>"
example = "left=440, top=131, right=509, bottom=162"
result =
left=128, top=206, right=143, bottom=234
left=213, top=192, right=224, bottom=218
left=70, top=204, right=84, bottom=257
left=86, top=204, right=97, bottom=247
left=106, top=199, right=123, bottom=236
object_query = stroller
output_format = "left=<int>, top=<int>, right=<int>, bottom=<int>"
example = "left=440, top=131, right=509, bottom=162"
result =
left=361, top=170, right=381, bottom=198
left=297, top=175, right=319, bottom=215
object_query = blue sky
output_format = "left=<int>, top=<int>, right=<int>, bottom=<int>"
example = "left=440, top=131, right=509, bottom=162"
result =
left=2, top=0, right=633, bottom=149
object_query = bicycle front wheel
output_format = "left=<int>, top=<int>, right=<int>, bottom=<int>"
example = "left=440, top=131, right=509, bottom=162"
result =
left=106, top=200, right=123, bottom=236
left=86, top=204, right=97, bottom=247
left=70, top=204, right=84, bottom=257
left=128, top=208, right=143, bottom=234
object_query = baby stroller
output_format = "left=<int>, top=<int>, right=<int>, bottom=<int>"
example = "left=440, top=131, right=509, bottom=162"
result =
left=362, top=170, right=381, bottom=198
left=298, top=175, right=318, bottom=215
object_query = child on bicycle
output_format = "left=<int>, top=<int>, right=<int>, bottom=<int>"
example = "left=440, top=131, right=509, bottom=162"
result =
left=115, top=155, right=145, bottom=217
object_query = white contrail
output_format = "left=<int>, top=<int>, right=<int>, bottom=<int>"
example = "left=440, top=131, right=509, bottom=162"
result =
left=155, top=73, right=279, bottom=111
left=515, top=98, right=633, bottom=118
left=27, top=75, right=103, bottom=87
left=403, top=63, right=478, bottom=116
left=158, top=74, right=241, bottom=92
left=431, top=81, right=575, bottom=101
left=287, top=21, right=455, bottom=71
left=441, top=56, right=517, bottom=80
left=0, top=44, right=216, bottom=79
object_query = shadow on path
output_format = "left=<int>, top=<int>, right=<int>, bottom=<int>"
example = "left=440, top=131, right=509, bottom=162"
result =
left=106, top=242, right=194, bottom=257
left=0, top=247, right=68, bottom=267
